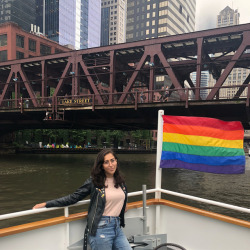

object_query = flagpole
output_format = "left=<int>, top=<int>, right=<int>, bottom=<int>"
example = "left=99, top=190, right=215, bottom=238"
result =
left=155, top=109, right=164, bottom=234
left=155, top=109, right=164, bottom=197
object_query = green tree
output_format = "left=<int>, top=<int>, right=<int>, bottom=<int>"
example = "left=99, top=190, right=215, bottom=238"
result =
left=110, top=130, right=125, bottom=148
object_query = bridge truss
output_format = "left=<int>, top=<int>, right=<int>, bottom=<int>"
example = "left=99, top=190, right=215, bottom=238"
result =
left=0, top=24, right=250, bottom=130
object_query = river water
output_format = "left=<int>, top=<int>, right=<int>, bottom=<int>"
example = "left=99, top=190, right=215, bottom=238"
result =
left=1, top=153, right=250, bottom=228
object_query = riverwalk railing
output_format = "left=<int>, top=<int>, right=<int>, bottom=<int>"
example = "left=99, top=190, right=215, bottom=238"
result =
left=1, top=188, right=250, bottom=222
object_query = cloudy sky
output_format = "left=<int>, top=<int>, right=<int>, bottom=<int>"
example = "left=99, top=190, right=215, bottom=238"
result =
left=196, top=0, right=250, bottom=31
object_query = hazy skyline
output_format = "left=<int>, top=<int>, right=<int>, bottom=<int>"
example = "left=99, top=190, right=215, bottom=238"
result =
left=196, top=0, right=250, bottom=31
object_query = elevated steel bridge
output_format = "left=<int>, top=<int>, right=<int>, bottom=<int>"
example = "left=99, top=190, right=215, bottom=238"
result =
left=0, top=24, right=250, bottom=130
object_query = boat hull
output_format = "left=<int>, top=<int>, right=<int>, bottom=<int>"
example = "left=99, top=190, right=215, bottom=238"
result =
left=1, top=199, right=250, bottom=250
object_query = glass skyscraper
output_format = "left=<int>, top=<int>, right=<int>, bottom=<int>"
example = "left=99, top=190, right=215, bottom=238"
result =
left=88, top=0, right=101, bottom=48
left=36, top=0, right=101, bottom=50
left=0, top=0, right=36, bottom=32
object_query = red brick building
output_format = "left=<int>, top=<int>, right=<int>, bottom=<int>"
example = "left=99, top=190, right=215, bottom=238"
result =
left=0, top=22, right=72, bottom=62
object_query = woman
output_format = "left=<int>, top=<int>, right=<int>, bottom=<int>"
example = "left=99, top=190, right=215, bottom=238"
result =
left=33, top=148, right=131, bottom=250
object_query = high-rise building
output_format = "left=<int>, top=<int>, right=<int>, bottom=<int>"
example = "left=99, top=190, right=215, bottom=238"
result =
left=0, top=0, right=36, bottom=32
left=126, top=0, right=196, bottom=42
left=88, top=1, right=102, bottom=48
left=209, top=6, right=248, bottom=99
left=36, top=0, right=101, bottom=50
left=217, top=6, right=239, bottom=28
left=101, top=0, right=127, bottom=46
left=191, top=71, right=209, bottom=99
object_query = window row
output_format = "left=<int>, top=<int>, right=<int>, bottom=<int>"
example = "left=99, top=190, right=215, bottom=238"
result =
left=0, top=34, right=53, bottom=56
left=16, top=34, right=51, bottom=55
left=102, top=0, right=118, bottom=6
left=159, top=1, right=168, bottom=8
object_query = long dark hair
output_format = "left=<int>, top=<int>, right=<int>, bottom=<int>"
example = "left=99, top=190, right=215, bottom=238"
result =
left=91, top=148, right=125, bottom=188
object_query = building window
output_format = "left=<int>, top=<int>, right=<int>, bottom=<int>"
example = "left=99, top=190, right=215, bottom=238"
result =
left=179, top=5, right=182, bottom=14
left=127, top=17, right=134, bottom=23
left=29, top=39, right=36, bottom=52
left=16, top=35, right=24, bottom=48
left=160, top=1, right=168, bottom=8
left=127, top=33, right=133, bottom=39
left=40, top=44, right=51, bottom=56
left=127, top=1, right=134, bottom=7
left=159, top=18, right=167, bottom=24
left=127, top=26, right=133, bottom=32
left=16, top=51, right=24, bottom=59
left=128, top=9, right=134, bottom=15
left=159, top=10, right=167, bottom=16
left=158, top=27, right=167, bottom=33
left=55, top=48, right=63, bottom=54
left=0, top=50, right=7, bottom=62
left=0, top=34, right=7, bottom=47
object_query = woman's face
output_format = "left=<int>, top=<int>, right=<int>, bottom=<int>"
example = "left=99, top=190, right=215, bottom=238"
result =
left=103, top=153, right=117, bottom=178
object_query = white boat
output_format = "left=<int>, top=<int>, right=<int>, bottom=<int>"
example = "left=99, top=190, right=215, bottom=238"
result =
left=1, top=111, right=250, bottom=250
left=1, top=187, right=250, bottom=250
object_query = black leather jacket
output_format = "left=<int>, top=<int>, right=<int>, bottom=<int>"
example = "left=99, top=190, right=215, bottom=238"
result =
left=45, top=177, right=128, bottom=236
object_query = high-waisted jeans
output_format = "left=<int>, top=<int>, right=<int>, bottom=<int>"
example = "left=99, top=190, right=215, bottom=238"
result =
left=88, top=216, right=132, bottom=250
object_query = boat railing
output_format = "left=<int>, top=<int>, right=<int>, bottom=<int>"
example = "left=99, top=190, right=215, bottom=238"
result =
left=1, top=188, right=250, bottom=222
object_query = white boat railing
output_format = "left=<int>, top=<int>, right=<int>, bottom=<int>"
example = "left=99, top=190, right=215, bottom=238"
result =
left=1, top=188, right=250, bottom=223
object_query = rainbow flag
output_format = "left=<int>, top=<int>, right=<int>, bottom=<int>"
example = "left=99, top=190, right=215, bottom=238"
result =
left=160, top=115, right=245, bottom=174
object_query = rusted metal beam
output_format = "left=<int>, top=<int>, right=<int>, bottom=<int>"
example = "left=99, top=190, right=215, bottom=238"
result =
left=185, top=76, right=196, bottom=95
left=118, top=51, right=148, bottom=104
left=41, top=60, right=47, bottom=101
left=109, top=50, right=115, bottom=105
left=195, top=37, right=203, bottom=100
left=17, top=64, right=38, bottom=107
left=157, top=45, right=186, bottom=100
left=148, top=55, right=155, bottom=102
left=207, top=30, right=250, bottom=100
left=0, top=70, right=14, bottom=106
left=78, top=57, right=104, bottom=105
left=234, top=74, right=250, bottom=99
left=53, top=59, right=72, bottom=97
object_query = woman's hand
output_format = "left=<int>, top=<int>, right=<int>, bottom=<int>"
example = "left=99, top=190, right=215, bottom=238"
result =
left=33, top=202, right=46, bottom=209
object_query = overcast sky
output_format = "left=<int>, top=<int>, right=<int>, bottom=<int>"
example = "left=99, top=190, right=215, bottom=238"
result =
left=195, top=0, right=250, bottom=31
